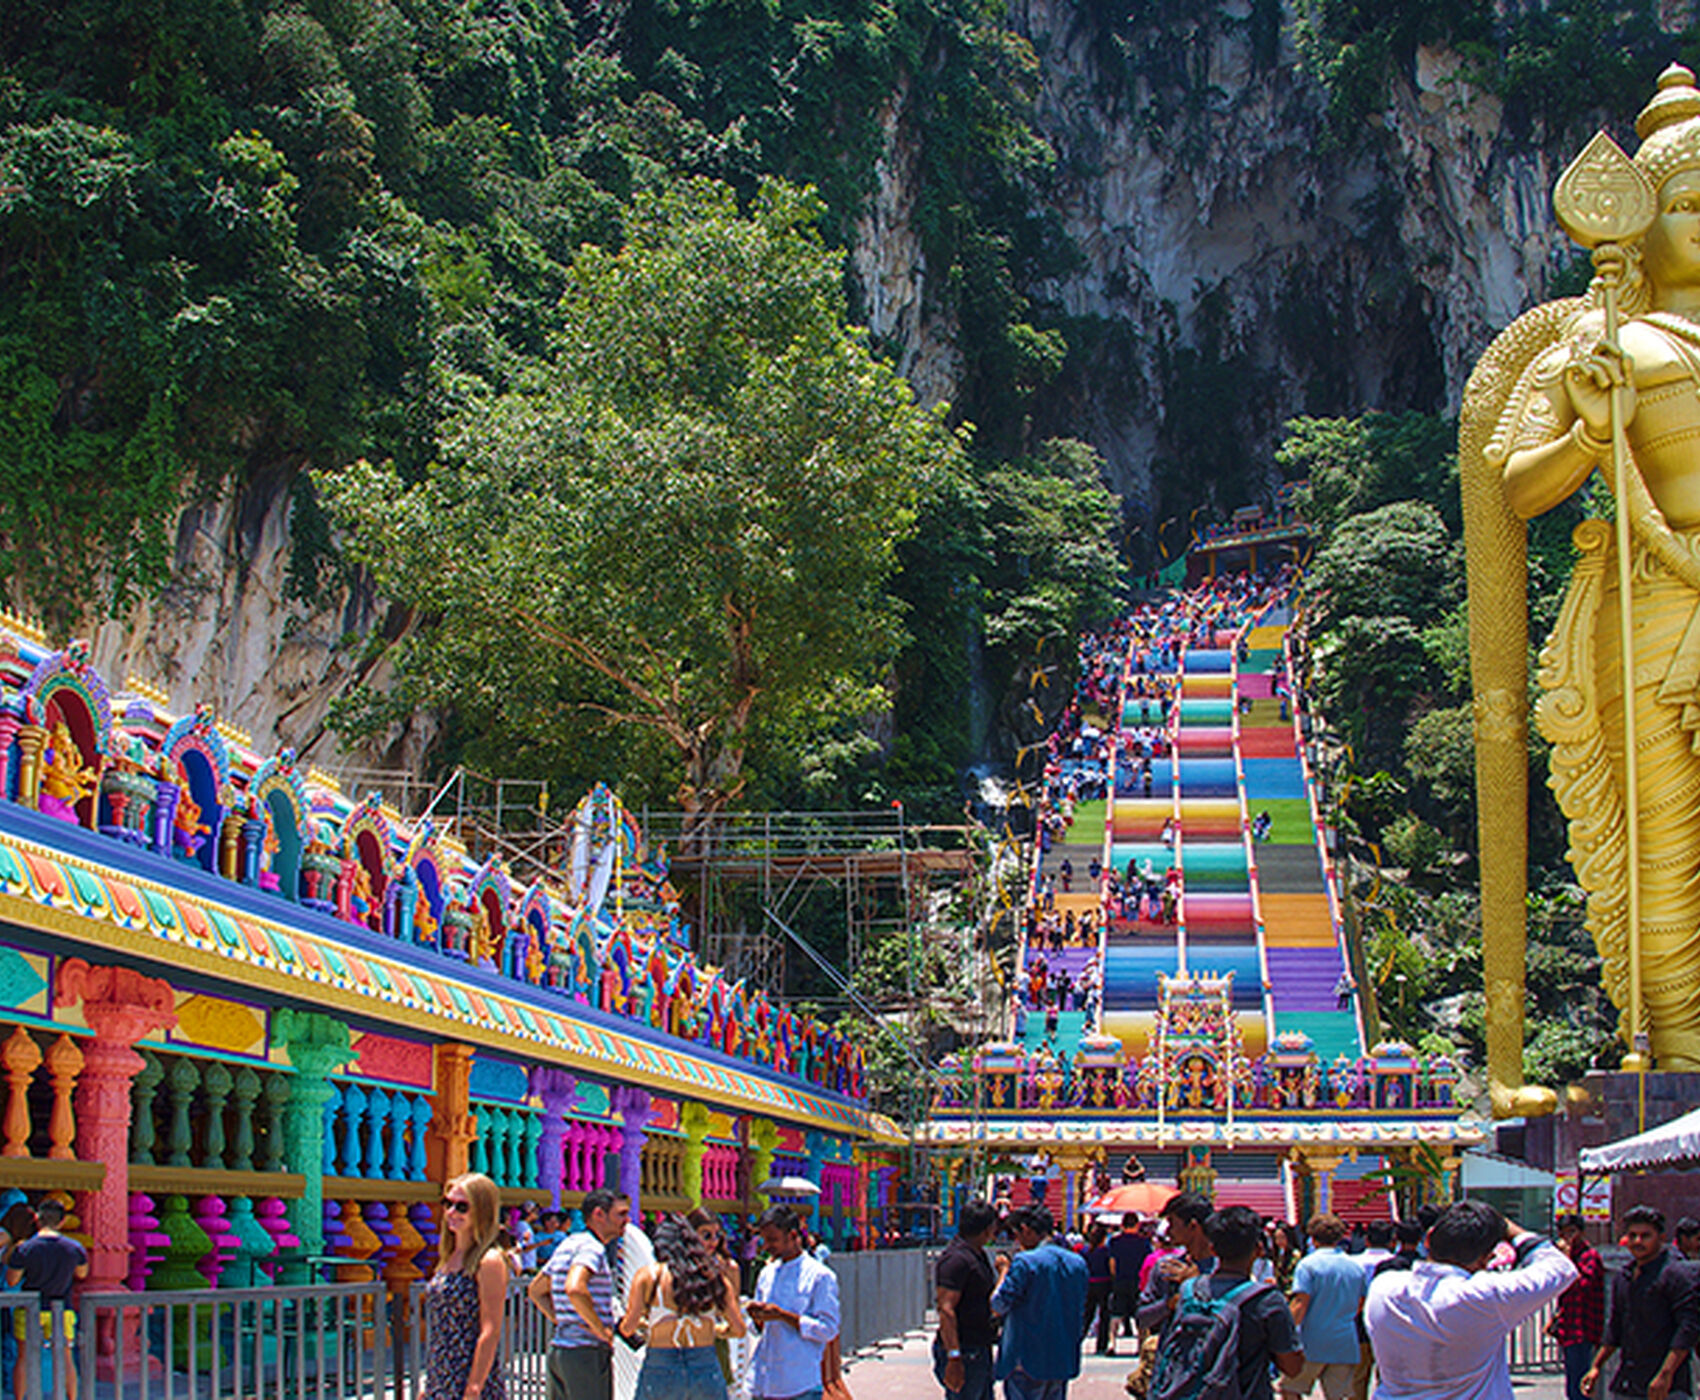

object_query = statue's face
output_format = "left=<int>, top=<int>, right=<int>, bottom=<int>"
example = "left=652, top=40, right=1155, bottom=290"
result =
left=1646, top=168, right=1700, bottom=288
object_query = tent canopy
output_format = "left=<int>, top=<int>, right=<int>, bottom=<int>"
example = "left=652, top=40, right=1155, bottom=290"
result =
left=1578, top=1105, right=1700, bottom=1172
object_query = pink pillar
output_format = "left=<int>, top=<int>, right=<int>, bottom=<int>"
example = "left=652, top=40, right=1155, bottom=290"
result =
left=56, top=960, right=176, bottom=1294
left=56, top=959, right=176, bottom=1379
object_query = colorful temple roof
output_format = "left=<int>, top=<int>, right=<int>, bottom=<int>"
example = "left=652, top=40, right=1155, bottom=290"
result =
left=0, top=624, right=896, bottom=1142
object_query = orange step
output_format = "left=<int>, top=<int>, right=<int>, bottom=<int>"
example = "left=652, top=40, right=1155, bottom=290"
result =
left=1260, top=894, right=1335, bottom=946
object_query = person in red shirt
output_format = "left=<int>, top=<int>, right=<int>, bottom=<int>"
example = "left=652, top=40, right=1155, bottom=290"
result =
left=1553, top=1213, right=1606, bottom=1400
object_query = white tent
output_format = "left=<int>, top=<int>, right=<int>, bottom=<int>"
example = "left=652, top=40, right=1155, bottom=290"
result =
left=1578, top=1105, right=1700, bottom=1172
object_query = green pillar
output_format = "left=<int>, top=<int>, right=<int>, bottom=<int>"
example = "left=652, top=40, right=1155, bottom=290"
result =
left=272, top=1009, right=355, bottom=1262
left=681, top=1103, right=712, bottom=1206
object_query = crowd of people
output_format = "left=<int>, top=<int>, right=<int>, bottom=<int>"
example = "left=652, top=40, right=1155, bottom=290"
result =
left=931, top=1193, right=1696, bottom=1400
left=425, top=1176, right=847, bottom=1400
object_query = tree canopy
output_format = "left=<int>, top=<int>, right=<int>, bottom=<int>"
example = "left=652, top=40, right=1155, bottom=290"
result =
left=324, top=177, right=966, bottom=816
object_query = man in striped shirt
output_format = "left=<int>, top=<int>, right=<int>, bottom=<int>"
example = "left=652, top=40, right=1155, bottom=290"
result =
left=528, top=1189, right=630, bottom=1400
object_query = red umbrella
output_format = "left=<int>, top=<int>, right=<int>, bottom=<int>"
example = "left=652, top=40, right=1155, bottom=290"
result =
left=1084, top=1183, right=1177, bottom=1217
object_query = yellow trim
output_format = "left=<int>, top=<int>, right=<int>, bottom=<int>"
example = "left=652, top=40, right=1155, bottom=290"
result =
left=0, top=839, right=901, bottom=1144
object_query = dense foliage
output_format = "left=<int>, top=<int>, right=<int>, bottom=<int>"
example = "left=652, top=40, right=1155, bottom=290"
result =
left=1291, top=0, right=1699, bottom=147
left=0, top=0, right=1124, bottom=816
left=1281, top=411, right=1617, bottom=1089
left=324, top=178, right=966, bottom=816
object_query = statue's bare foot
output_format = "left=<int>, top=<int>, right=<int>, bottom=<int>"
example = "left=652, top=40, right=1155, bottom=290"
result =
left=1489, top=1079, right=1558, bottom=1119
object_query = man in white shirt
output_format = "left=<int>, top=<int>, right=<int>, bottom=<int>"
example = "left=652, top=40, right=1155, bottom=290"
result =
left=1366, top=1200, right=1577, bottom=1400
left=749, top=1204, right=841, bottom=1400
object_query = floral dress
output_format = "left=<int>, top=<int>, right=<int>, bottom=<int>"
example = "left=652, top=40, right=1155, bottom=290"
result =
left=425, top=1270, right=505, bottom=1400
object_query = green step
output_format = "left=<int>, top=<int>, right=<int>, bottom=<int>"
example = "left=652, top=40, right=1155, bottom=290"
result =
left=1275, top=1012, right=1363, bottom=1063
left=1068, top=798, right=1108, bottom=836
left=1245, top=799, right=1314, bottom=845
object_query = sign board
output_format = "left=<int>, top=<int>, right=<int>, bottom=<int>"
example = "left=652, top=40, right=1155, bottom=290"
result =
left=1555, top=1171, right=1613, bottom=1221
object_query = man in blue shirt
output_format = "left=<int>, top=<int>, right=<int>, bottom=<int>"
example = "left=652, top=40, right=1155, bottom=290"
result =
left=991, top=1206, right=1090, bottom=1400
left=1283, top=1213, right=1368, bottom=1400
left=748, top=1203, right=841, bottom=1400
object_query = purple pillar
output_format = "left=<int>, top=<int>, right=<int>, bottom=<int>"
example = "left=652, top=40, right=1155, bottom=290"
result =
left=531, top=1067, right=577, bottom=1208
left=612, top=1086, right=653, bottom=1222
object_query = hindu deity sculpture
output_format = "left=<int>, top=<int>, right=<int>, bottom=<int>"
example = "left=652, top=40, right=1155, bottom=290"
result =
left=468, top=902, right=497, bottom=966
left=412, top=887, right=439, bottom=948
left=173, top=787, right=210, bottom=859
left=1464, top=63, right=1700, bottom=1101
left=349, top=863, right=378, bottom=932
left=39, top=719, right=95, bottom=822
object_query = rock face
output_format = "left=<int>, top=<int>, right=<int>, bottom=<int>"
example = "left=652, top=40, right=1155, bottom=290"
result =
left=76, top=5, right=1597, bottom=758
left=87, top=470, right=433, bottom=777
left=853, top=4, right=1577, bottom=513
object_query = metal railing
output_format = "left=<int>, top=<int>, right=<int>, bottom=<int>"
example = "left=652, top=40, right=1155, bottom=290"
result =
left=4, top=1252, right=928, bottom=1400
left=0, top=1292, right=49, bottom=1400
left=1507, top=1296, right=1562, bottom=1373
left=77, top=1283, right=387, bottom=1400
left=404, top=1282, right=554, bottom=1400
left=396, top=1253, right=930, bottom=1400
left=828, top=1249, right=929, bottom=1357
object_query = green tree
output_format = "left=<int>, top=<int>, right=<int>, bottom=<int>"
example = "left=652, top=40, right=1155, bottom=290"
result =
left=981, top=438, right=1123, bottom=665
left=324, top=177, right=966, bottom=817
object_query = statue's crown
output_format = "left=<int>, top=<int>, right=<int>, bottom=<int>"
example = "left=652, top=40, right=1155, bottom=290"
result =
left=1638, top=63, right=1700, bottom=139
left=1636, top=62, right=1700, bottom=188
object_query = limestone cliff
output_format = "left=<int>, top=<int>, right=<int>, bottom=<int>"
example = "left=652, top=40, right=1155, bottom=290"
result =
left=75, top=6, right=1609, bottom=757
left=855, top=8, right=1577, bottom=515
left=87, top=471, right=433, bottom=778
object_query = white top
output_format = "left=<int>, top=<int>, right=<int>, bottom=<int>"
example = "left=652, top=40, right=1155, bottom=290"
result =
left=1365, top=1243, right=1577, bottom=1400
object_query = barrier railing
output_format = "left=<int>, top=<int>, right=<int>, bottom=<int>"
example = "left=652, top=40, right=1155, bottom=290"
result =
left=829, top=1248, right=929, bottom=1357
left=77, top=1283, right=387, bottom=1400
left=1507, top=1296, right=1562, bottom=1373
left=0, top=1292, right=47, bottom=1400
left=405, top=1281, right=554, bottom=1400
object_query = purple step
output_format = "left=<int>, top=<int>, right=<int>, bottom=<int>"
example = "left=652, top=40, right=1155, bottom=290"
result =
left=1265, top=948, right=1346, bottom=1011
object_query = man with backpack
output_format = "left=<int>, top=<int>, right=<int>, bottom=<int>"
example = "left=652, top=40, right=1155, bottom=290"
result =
left=1138, top=1192, right=1217, bottom=1340
left=1146, top=1206, right=1304, bottom=1400
left=990, top=1206, right=1090, bottom=1400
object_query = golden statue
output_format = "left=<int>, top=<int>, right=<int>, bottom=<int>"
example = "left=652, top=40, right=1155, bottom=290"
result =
left=1465, top=64, right=1700, bottom=1104
left=39, top=719, right=95, bottom=816
left=469, top=901, right=495, bottom=964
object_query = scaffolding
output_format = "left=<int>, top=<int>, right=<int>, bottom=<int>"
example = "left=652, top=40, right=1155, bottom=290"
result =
left=309, top=763, right=981, bottom=1002
left=635, top=807, right=978, bottom=1001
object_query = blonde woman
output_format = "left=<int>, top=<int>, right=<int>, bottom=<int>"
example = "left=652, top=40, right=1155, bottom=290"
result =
left=426, top=1173, right=508, bottom=1400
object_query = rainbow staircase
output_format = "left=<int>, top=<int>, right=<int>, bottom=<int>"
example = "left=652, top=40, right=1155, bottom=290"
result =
left=1100, top=602, right=1363, bottom=1068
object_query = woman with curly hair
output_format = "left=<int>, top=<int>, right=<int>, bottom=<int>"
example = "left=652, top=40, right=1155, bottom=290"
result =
left=619, top=1215, right=746, bottom=1400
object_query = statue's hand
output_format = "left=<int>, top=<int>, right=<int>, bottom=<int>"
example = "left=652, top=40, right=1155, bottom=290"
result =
left=1566, top=341, right=1636, bottom=440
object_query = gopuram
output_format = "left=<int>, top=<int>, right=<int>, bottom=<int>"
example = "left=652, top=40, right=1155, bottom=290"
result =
left=924, top=553, right=1483, bottom=1228
left=1464, top=62, right=1700, bottom=1126
left=0, top=617, right=900, bottom=1302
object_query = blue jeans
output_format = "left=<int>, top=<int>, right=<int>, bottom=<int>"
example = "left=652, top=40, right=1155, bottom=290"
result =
left=636, top=1346, right=727, bottom=1400
left=1564, top=1344, right=1593, bottom=1400
left=1005, top=1369, right=1068, bottom=1400
left=932, top=1340, right=995, bottom=1400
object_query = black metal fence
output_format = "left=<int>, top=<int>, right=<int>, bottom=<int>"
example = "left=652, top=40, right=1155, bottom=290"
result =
left=74, top=1284, right=387, bottom=1400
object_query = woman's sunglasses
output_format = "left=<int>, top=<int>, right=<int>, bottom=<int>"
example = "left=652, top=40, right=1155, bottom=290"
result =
left=442, top=1198, right=471, bottom=1215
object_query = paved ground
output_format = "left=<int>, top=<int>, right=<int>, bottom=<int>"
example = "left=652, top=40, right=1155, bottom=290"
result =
left=844, top=1330, right=1570, bottom=1400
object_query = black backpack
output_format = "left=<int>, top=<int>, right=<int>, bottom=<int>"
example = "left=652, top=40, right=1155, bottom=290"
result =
left=1146, top=1277, right=1269, bottom=1400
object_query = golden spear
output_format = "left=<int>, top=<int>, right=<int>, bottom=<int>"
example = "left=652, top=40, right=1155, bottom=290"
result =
left=1554, top=132, right=1658, bottom=1077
